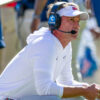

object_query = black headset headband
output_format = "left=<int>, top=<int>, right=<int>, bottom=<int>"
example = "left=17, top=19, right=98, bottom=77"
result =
left=48, top=2, right=66, bottom=30
left=50, top=2, right=65, bottom=14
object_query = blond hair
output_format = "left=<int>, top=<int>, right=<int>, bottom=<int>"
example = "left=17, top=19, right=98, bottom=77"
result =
left=47, top=2, right=79, bottom=19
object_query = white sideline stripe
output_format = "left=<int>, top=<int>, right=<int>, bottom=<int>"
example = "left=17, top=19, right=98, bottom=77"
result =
left=0, top=0, right=20, bottom=6
left=0, top=0, right=14, bottom=5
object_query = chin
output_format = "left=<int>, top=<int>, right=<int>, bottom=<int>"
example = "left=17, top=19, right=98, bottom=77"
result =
left=72, top=35, right=78, bottom=40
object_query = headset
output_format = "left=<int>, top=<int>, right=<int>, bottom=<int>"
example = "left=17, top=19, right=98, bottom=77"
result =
left=48, top=2, right=77, bottom=34
left=48, top=2, right=65, bottom=31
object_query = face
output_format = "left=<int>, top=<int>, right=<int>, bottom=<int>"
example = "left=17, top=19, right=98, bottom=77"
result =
left=59, top=15, right=80, bottom=40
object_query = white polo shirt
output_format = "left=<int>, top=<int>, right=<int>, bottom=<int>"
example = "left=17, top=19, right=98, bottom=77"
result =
left=0, top=27, right=86, bottom=99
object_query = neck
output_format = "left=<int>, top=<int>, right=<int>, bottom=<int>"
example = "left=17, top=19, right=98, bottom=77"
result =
left=53, top=30, right=71, bottom=48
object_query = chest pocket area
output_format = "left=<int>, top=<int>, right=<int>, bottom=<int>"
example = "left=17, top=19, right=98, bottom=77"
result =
left=53, top=55, right=67, bottom=81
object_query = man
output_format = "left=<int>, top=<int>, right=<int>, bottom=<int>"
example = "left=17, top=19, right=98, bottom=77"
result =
left=0, top=2, right=100, bottom=100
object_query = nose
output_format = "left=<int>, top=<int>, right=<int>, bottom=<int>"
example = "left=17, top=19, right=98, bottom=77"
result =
left=74, top=21, right=80, bottom=29
left=75, top=21, right=80, bottom=26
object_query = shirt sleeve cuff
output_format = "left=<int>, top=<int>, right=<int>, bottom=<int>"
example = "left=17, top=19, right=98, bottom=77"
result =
left=58, top=87, right=63, bottom=98
left=72, top=80, right=89, bottom=87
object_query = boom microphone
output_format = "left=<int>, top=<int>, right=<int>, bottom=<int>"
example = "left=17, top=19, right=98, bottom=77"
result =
left=57, top=29, right=77, bottom=34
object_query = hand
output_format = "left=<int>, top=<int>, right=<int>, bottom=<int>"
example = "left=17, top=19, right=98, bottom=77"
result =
left=90, top=28, right=100, bottom=40
left=30, top=18, right=40, bottom=33
left=96, top=84, right=100, bottom=99
left=96, top=84, right=100, bottom=89
left=83, top=84, right=99, bottom=100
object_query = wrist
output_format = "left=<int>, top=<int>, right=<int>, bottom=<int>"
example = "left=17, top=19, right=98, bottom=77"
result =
left=75, top=86, right=87, bottom=97
left=62, top=86, right=87, bottom=98
left=33, top=13, right=40, bottom=19
left=81, top=87, right=88, bottom=98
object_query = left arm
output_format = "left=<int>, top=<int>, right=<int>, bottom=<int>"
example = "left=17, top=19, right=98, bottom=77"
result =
left=30, top=0, right=48, bottom=32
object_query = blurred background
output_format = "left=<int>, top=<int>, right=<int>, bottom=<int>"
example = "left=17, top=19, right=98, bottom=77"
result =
left=0, top=0, right=100, bottom=87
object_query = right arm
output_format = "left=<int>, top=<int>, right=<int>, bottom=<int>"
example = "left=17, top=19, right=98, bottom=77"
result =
left=62, top=86, right=85, bottom=98
left=30, top=37, right=100, bottom=99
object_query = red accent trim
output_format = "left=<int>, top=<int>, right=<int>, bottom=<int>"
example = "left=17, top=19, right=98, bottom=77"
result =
left=72, top=7, right=77, bottom=10
left=5, top=2, right=17, bottom=7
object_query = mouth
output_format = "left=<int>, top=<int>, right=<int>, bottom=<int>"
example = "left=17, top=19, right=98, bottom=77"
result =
left=73, top=31, right=78, bottom=35
left=72, top=29, right=78, bottom=34
left=72, top=31, right=78, bottom=38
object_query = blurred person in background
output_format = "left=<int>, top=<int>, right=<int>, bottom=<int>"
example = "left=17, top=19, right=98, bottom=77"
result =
left=77, top=0, right=100, bottom=85
left=85, top=0, right=100, bottom=84
left=30, top=0, right=54, bottom=33
left=0, top=9, right=6, bottom=49
left=0, top=1, right=20, bottom=74
left=88, top=0, right=100, bottom=67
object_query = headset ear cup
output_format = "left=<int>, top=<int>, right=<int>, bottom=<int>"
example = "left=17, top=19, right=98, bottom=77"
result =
left=48, top=2, right=66, bottom=31
left=48, top=13, right=56, bottom=30
left=55, top=14, right=61, bottom=29
left=48, top=13, right=61, bottom=30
